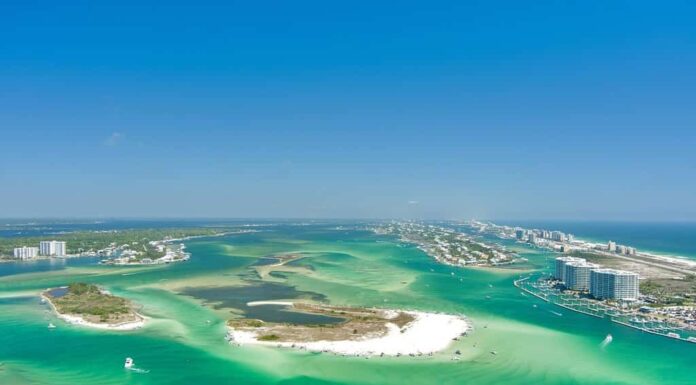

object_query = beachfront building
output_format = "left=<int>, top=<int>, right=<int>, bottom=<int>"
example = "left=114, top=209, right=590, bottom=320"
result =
left=528, top=233, right=537, bottom=244
left=14, top=246, right=39, bottom=259
left=40, top=240, right=67, bottom=256
left=590, top=268, right=639, bottom=301
left=607, top=241, right=617, bottom=252
left=554, top=256, right=585, bottom=282
left=564, top=261, right=599, bottom=291
left=551, top=231, right=566, bottom=242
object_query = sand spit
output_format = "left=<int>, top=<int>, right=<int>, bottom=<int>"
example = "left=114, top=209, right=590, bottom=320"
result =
left=227, top=304, right=470, bottom=356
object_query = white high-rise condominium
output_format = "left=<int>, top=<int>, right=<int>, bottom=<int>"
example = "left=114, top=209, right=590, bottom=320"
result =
left=14, top=246, right=39, bottom=259
left=39, top=241, right=54, bottom=256
left=54, top=241, right=66, bottom=256
left=564, top=261, right=599, bottom=291
left=40, top=240, right=67, bottom=256
left=554, top=256, right=585, bottom=282
left=590, top=268, right=639, bottom=301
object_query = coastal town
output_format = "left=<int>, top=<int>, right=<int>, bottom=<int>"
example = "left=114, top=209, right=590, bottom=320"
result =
left=0, top=227, right=243, bottom=264
left=99, top=240, right=190, bottom=265
left=371, top=222, right=524, bottom=267
left=460, top=221, right=696, bottom=341
left=3, top=236, right=190, bottom=265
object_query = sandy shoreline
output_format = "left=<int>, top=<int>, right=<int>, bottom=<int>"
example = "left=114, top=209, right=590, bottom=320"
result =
left=227, top=308, right=470, bottom=356
left=41, top=291, right=146, bottom=331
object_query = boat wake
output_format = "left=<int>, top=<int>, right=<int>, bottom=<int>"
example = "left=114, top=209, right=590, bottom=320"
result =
left=124, top=357, right=149, bottom=374
left=600, top=334, right=613, bottom=349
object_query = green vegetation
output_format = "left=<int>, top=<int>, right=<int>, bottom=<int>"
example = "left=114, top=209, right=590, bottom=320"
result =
left=0, top=227, right=232, bottom=258
left=640, top=275, right=696, bottom=306
left=567, top=251, right=613, bottom=264
left=258, top=334, right=280, bottom=341
left=49, top=283, right=134, bottom=323
left=228, top=319, right=265, bottom=328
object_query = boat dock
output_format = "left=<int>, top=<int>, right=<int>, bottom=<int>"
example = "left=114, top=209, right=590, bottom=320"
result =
left=514, top=276, right=696, bottom=345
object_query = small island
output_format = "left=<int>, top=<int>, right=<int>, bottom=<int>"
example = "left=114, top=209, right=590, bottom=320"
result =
left=42, top=283, right=145, bottom=330
left=226, top=303, right=469, bottom=357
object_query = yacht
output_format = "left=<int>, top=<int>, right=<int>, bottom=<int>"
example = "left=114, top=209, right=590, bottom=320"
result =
left=47, top=323, right=56, bottom=329
left=124, top=357, right=134, bottom=369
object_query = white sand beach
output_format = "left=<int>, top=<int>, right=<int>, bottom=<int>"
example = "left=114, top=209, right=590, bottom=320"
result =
left=246, top=300, right=295, bottom=307
left=54, top=311, right=146, bottom=331
left=227, top=310, right=470, bottom=356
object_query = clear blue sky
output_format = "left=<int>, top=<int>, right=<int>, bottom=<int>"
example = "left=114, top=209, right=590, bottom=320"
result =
left=1, top=1, right=695, bottom=220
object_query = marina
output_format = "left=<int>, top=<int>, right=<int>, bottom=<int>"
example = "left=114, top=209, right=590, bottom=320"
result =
left=515, top=276, right=696, bottom=344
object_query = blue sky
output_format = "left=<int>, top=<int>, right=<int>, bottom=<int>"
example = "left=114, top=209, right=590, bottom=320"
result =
left=1, top=1, right=695, bottom=220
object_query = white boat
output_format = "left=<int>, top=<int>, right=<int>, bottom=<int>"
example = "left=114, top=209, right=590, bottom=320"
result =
left=48, top=323, right=56, bottom=329
left=667, top=332, right=680, bottom=339
left=605, top=334, right=613, bottom=343
left=124, top=357, right=134, bottom=369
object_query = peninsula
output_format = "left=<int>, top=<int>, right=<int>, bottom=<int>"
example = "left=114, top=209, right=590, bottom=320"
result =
left=372, top=222, right=523, bottom=267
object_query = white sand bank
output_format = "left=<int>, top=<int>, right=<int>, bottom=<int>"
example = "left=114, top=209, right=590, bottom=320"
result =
left=228, top=310, right=469, bottom=356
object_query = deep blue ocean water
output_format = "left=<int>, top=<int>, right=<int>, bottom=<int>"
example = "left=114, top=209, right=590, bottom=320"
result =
left=498, top=220, right=696, bottom=259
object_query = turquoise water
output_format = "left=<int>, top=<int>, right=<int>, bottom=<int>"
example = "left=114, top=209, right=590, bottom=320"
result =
left=0, top=222, right=694, bottom=384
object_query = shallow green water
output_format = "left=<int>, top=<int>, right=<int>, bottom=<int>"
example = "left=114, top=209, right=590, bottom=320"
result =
left=0, top=226, right=694, bottom=384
